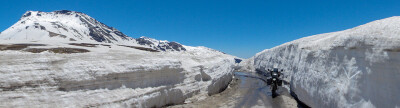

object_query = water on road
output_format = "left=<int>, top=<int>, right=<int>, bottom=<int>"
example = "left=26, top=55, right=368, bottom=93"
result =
left=171, top=72, right=299, bottom=108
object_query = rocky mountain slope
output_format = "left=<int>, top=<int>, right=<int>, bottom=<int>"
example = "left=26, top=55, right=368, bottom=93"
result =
left=0, top=10, right=185, bottom=52
left=246, top=16, right=400, bottom=108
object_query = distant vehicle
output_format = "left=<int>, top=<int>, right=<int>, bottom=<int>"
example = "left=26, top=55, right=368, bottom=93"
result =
left=266, top=68, right=284, bottom=97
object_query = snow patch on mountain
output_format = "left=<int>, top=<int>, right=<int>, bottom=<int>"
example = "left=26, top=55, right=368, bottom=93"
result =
left=251, top=16, right=400, bottom=108
left=0, top=10, right=133, bottom=44
left=136, top=36, right=186, bottom=51
left=0, top=10, right=186, bottom=52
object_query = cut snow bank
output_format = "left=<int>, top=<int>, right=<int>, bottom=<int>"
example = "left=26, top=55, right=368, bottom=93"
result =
left=252, top=16, right=400, bottom=108
left=0, top=41, right=237, bottom=108
left=236, top=57, right=255, bottom=72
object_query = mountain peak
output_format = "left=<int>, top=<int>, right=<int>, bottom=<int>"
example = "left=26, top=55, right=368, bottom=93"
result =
left=1, top=10, right=187, bottom=52
left=53, top=10, right=76, bottom=14
left=2, top=10, right=133, bottom=44
left=21, top=10, right=84, bottom=18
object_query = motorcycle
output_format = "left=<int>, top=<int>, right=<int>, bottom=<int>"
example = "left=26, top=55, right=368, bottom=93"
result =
left=266, top=68, right=284, bottom=97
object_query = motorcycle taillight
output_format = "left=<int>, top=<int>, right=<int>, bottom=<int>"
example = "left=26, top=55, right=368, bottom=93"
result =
left=272, top=72, right=278, bottom=78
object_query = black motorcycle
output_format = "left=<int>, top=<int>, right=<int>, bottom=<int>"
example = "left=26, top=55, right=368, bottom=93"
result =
left=266, top=68, right=284, bottom=96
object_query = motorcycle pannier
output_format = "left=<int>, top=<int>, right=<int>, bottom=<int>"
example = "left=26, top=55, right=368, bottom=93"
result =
left=267, top=79, right=272, bottom=85
left=277, top=80, right=283, bottom=86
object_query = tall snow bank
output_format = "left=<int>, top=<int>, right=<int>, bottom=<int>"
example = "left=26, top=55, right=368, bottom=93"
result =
left=253, top=16, right=400, bottom=108
left=236, top=57, right=256, bottom=72
left=0, top=42, right=237, bottom=108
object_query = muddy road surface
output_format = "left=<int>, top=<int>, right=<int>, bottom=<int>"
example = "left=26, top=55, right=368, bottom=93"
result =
left=170, top=72, right=304, bottom=108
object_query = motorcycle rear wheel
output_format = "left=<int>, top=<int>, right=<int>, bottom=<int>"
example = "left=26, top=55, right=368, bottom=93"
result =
left=271, top=83, right=278, bottom=97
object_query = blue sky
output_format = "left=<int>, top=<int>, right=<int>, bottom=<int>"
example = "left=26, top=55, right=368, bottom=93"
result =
left=1, top=0, right=400, bottom=58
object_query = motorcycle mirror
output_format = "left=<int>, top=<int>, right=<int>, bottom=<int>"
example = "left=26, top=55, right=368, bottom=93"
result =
left=281, top=69, right=284, bottom=72
left=267, top=69, right=270, bottom=71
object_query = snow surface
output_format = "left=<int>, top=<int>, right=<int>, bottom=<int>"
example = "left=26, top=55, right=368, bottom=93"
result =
left=0, top=11, right=134, bottom=44
left=0, top=10, right=238, bottom=107
left=249, top=16, right=400, bottom=108
left=0, top=40, right=237, bottom=107
left=236, top=57, right=255, bottom=72
left=0, top=10, right=187, bottom=52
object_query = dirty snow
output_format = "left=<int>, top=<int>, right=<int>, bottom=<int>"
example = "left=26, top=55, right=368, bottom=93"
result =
left=0, top=40, right=237, bottom=107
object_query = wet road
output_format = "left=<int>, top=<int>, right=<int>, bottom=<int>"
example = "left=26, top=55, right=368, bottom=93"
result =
left=171, top=72, right=298, bottom=108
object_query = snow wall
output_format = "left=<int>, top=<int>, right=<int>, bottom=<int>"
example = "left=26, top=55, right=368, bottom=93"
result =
left=0, top=44, right=237, bottom=108
left=253, top=17, right=400, bottom=108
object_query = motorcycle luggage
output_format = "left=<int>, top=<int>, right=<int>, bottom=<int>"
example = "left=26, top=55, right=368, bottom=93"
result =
left=277, top=80, right=283, bottom=86
left=267, top=78, right=272, bottom=85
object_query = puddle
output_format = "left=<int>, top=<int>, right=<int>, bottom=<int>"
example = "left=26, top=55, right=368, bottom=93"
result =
left=171, top=72, right=298, bottom=108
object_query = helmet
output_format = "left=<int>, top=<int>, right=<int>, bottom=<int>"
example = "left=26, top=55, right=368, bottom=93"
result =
left=273, top=68, right=279, bottom=72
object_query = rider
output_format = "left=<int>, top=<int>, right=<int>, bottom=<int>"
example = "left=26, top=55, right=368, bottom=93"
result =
left=269, top=68, right=281, bottom=77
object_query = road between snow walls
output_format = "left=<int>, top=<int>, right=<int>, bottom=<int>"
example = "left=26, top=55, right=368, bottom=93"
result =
left=0, top=41, right=238, bottom=108
left=244, top=17, right=400, bottom=108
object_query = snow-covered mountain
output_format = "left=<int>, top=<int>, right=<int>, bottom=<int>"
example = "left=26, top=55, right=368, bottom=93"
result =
left=0, top=10, right=185, bottom=51
left=0, top=10, right=238, bottom=107
left=245, top=17, right=400, bottom=108
left=136, top=36, right=186, bottom=51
